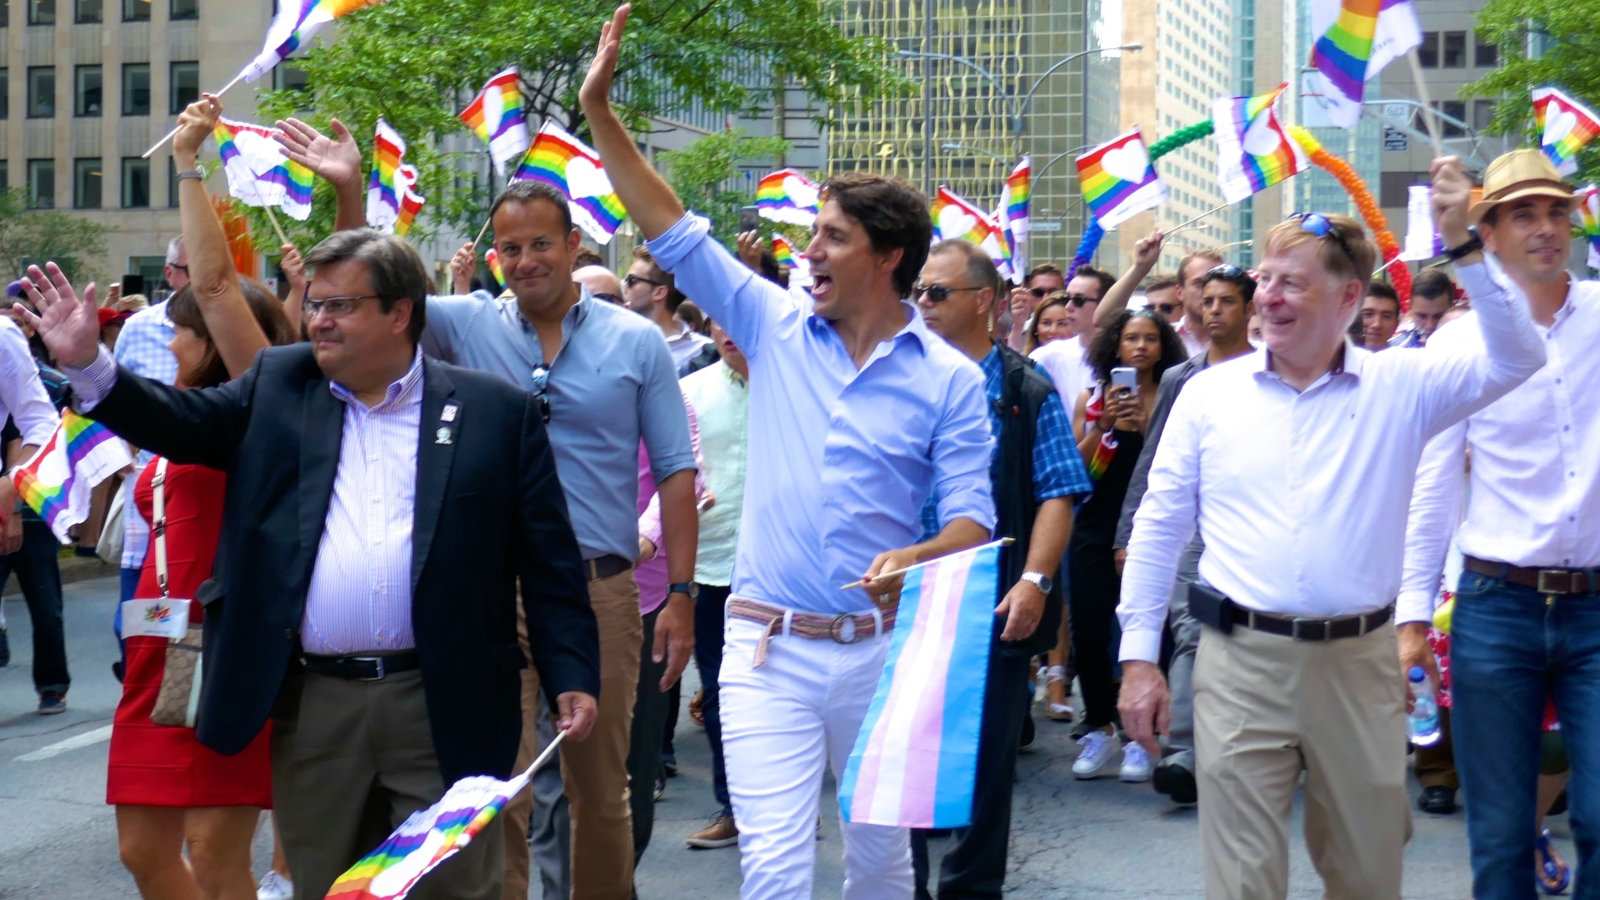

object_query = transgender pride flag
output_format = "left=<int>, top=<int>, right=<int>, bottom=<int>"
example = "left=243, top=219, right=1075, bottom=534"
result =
left=10, top=410, right=131, bottom=543
left=838, top=539, right=1003, bottom=829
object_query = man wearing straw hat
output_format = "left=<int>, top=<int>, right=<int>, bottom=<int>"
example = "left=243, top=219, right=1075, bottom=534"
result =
left=579, top=7, right=997, bottom=897
left=1117, top=153, right=1546, bottom=899
left=1401, top=147, right=1600, bottom=897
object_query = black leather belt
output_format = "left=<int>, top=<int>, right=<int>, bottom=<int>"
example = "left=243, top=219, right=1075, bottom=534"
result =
left=1464, top=556, right=1600, bottom=596
left=585, top=554, right=630, bottom=582
left=1188, top=583, right=1393, bottom=642
left=301, top=651, right=420, bottom=682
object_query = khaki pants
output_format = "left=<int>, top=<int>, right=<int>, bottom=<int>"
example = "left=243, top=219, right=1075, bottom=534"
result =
left=502, top=568, right=641, bottom=899
left=271, top=669, right=505, bottom=900
left=1193, top=621, right=1412, bottom=900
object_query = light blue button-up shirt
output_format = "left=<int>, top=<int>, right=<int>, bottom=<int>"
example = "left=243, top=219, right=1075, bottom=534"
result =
left=646, top=213, right=996, bottom=614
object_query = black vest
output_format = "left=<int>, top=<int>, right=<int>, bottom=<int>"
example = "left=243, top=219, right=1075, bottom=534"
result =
left=990, top=342, right=1066, bottom=657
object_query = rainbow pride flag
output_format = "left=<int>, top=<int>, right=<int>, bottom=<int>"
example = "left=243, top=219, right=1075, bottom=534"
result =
left=484, top=247, right=505, bottom=289
left=1076, top=129, right=1165, bottom=231
left=1307, top=0, right=1420, bottom=127
left=212, top=118, right=314, bottom=220
left=10, top=410, right=131, bottom=544
left=755, top=168, right=820, bottom=227
left=235, top=0, right=389, bottom=84
left=459, top=68, right=530, bottom=177
left=512, top=121, right=627, bottom=245
left=771, top=235, right=799, bottom=269
left=838, top=540, right=1002, bottom=829
left=394, top=166, right=424, bottom=237
left=997, top=158, right=1031, bottom=283
left=365, top=119, right=409, bottom=231
left=1213, top=83, right=1307, bottom=203
left=1577, top=184, right=1600, bottom=270
left=1533, top=87, right=1600, bottom=176
left=932, top=187, right=1013, bottom=281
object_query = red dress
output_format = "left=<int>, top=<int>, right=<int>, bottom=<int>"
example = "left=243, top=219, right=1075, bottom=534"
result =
left=105, top=460, right=273, bottom=808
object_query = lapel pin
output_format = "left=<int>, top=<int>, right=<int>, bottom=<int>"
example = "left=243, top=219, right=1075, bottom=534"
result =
left=435, top=426, right=453, bottom=446
left=441, top=402, right=459, bottom=423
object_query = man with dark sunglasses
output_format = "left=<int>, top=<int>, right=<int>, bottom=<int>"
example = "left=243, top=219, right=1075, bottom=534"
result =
left=1117, top=172, right=1546, bottom=898
left=1030, top=265, right=1113, bottom=422
left=1111, top=260, right=1254, bottom=808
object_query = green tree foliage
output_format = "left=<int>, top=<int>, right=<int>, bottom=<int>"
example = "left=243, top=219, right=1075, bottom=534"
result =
left=659, top=130, right=792, bottom=246
left=0, top=189, right=109, bottom=286
left=236, top=0, right=903, bottom=249
left=1469, top=1, right=1600, bottom=177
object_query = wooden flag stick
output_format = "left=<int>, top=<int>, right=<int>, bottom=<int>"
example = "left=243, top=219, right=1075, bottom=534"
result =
left=262, top=204, right=291, bottom=248
left=839, top=537, right=1015, bottom=591
left=1406, top=49, right=1446, bottom=157
left=471, top=216, right=493, bottom=249
left=1374, top=254, right=1404, bottom=277
left=1166, top=201, right=1232, bottom=236
left=142, top=70, right=250, bottom=160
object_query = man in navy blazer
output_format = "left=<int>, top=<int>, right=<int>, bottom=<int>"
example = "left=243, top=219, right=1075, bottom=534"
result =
left=17, top=231, right=598, bottom=900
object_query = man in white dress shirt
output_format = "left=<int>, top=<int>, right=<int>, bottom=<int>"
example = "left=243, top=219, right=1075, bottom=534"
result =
left=1116, top=156, right=1547, bottom=899
left=1400, top=148, right=1600, bottom=898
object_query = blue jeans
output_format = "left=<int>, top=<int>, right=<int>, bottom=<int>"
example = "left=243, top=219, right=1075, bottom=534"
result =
left=1451, top=569, right=1600, bottom=900
left=0, top=519, right=69, bottom=693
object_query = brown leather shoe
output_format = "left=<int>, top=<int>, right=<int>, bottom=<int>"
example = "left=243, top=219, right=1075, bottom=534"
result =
left=686, top=813, right=738, bottom=849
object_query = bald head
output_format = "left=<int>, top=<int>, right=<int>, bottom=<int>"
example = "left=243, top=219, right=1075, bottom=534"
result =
left=572, top=265, right=623, bottom=304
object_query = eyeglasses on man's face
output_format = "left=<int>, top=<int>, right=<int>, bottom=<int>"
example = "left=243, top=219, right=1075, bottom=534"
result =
left=303, top=294, right=378, bottom=320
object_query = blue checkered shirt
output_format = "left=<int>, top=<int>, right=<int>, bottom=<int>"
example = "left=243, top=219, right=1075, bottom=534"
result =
left=112, top=301, right=178, bottom=569
left=921, top=346, right=1091, bottom=536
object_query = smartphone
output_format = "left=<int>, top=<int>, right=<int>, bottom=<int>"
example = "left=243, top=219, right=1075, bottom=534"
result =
left=1110, top=366, right=1138, bottom=393
left=120, top=274, right=145, bottom=297
left=738, top=205, right=761, bottom=234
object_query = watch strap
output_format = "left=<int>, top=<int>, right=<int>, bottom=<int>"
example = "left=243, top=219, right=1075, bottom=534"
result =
left=1443, top=229, right=1483, bottom=262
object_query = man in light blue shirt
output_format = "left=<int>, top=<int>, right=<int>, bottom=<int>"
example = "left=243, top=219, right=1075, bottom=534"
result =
left=581, top=9, right=996, bottom=897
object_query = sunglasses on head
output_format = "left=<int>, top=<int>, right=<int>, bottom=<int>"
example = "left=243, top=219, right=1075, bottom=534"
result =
left=1292, top=213, right=1358, bottom=267
left=1206, top=263, right=1251, bottom=280
left=912, top=283, right=983, bottom=304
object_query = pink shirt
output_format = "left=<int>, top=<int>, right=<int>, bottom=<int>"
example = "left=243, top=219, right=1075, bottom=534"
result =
left=635, top=394, right=708, bottom=615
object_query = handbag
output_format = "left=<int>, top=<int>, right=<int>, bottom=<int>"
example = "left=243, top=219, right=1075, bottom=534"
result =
left=147, top=459, right=204, bottom=729
left=94, top=475, right=126, bottom=564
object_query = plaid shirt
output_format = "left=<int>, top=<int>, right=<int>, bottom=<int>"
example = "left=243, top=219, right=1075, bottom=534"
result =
left=922, top=346, right=1091, bottom=536
left=111, top=301, right=178, bottom=570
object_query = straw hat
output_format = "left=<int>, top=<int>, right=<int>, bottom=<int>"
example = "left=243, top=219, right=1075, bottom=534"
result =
left=1468, top=149, right=1576, bottom=224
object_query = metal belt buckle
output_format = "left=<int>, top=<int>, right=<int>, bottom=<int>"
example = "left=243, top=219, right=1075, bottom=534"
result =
left=829, top=614, right=860, bottom=645
left=1538, top=570, right=1570, bottom=595
left=1290, top=617, right=1327, bottom=641
left=355, top=656, right=386, bottom=682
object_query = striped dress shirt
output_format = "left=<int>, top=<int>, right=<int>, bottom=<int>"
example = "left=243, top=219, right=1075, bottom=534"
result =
left=299, top=351, right=425, bottom=654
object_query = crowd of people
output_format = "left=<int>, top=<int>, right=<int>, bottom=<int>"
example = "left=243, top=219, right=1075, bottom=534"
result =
left=1, top=6, right=1597, bottom=900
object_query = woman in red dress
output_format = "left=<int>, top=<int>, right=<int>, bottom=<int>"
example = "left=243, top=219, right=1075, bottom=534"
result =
left=107, top=93, right=297, bottom=900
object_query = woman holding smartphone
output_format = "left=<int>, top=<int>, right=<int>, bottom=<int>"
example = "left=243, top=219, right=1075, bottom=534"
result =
left=1065, top=308, right=1186, bottom=784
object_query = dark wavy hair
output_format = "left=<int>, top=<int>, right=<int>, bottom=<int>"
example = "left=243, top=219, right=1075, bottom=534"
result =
left=1087, top=308, right=1188, bottom=386
left=167, top=280, right=296, bottom=389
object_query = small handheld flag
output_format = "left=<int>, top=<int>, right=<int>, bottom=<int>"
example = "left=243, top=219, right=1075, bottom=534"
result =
left=1577, top=185, right=1600, bottom=270
left=1213, top=83, right=1307, bottom=203
left=236, top=0, right=390, bottom=85
left=837, top=540, right=1003, bottom=829
left=1533, top=87, right=1600, bottom=176
left=755, top=169, right=821, bottom=227
left=1400, top=184, right=1444, bottom=261
left=11, top=411, right=132, bottom=544
left=393, top=166, right=424, bottom=237
left=366, top=119, right=409, bottom=232
left=771, top=235, right=800, bottom=270
left=325, top=731, right=566, bottom=900
left=212, top=118, right=315, bottom=221
left=484, top=247, right=506, bottom=290
left=932, top=187, right=1013, bottom=282
left=997, top=158, right=1031, bottom=283
left=459, top=68, right=531, bottom=178
left=1306, top=0, right=1422, bottom=128
left=1076, top=129, right=1165, bottom=231
left=512, top=121, right=628, bottom=245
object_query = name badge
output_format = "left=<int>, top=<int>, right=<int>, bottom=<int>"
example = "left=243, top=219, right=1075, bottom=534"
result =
left=121, top=598, right=192, bottom=640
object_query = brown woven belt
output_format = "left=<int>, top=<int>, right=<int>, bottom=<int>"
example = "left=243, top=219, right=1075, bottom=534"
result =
left=727, top=597, right=896, bottom=668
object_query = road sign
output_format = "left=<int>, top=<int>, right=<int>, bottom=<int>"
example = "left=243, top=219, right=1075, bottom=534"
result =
left=1383, top=127, right=1408, bottom=152
left=1383, top=103, right=1411, bottom=123
left=1032, top=221, right=1064, bottom=233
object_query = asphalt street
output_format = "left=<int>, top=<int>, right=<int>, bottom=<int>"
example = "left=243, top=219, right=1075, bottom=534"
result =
left=0, top=575, right=1532, bottom=897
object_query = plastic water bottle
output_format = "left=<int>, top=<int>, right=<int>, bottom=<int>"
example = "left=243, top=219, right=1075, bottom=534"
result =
left=1407, top=666, right=1441, bottom=747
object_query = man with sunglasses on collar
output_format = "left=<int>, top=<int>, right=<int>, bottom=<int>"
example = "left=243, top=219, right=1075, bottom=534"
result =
left=1104, top=235, right=1255, bottom=807
left=1117, top=156, right=1546, bottom=899
left=1401, top=148, right=1600, bottom=897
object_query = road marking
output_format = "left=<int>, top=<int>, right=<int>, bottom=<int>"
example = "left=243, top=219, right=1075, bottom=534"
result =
left=15, top=724, right=113, bottom=762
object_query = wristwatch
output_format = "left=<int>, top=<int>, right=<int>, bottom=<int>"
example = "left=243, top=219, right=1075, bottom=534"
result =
left=1020, top=571, right=1053, bottom=594
left=175, top=168, right=205, bottom=183
left=1443, top=228, right=1483, bottom=262
left=668, top=582, right=699, bottom=600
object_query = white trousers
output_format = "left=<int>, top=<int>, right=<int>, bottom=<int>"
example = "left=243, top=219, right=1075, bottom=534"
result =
left=720, top=610, right=913, bottom=899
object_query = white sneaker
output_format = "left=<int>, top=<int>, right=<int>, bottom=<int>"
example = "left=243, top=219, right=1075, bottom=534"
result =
left=1119, top=742, right=1154, bottom=782
left=256, top=870, right=293, bottom=900
left=1072, top=730, right=1121, bottom=779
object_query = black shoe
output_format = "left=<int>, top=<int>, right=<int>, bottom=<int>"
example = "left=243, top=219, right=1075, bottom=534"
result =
left=652, top=774, right=666, bottom=802
left=37, top=691, right=67, bottom=715
left=662, top=754, right=678, bottom=778
left=1417, top=786, right=1457, bottom=815
left=1152, top=759, right=1198, bottom=805
left=1019, top=713, right=1036, bottom=751
left=0, top=625, right=9, bottom=668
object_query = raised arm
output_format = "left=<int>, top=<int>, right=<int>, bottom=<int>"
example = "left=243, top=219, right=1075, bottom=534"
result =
left=579, top=5, right=686, bottom=240
left=275, top=117, right=365, bottom=232
left=174, top=94, right=270, bottom=379
left=1093, top=230, right=1163, bottom=328
left=280, top=244, right=306, bottom=335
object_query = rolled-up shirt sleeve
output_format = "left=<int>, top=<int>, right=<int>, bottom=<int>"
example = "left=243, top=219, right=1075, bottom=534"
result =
left=638, top=335, right=696, bottom=484
left=644, top=213, right=792, bottom=363
left=930, top=365, right=997, bottom=533
left=1118, top=384, right=1203, bottom=663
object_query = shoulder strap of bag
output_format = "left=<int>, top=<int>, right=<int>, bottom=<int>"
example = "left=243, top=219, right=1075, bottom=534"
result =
left=152, top=458, right=169, bottom=600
